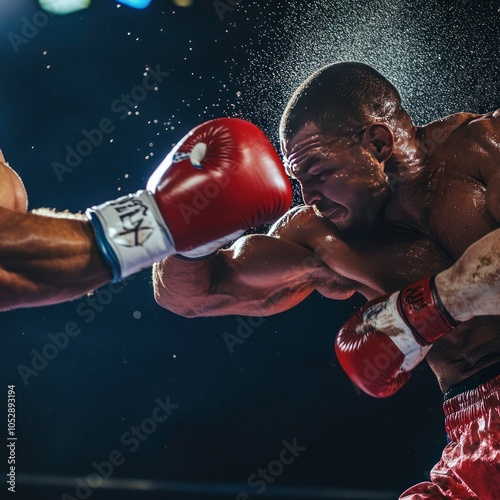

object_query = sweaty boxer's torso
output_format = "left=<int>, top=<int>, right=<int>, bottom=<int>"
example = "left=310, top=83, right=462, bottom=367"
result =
left=281, top=112, right=500, bottom=393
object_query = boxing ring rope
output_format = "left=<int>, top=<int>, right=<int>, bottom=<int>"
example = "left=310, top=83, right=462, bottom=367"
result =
left=17, top=473, right=400, bottom=499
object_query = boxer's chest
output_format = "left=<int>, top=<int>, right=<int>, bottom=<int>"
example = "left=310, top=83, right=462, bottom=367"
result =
left=429, top=177, right=498, bottom=260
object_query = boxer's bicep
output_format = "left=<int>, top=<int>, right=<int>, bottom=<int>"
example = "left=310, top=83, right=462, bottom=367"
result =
left=154, top=233, right=321, bottom=318
left=465, top=113, right=500, bottom=223
left=154, top=206, right=355, bottom=318
left=0, top=208, right=110, bottom=310
left=218, top=234, right=323, bottom=314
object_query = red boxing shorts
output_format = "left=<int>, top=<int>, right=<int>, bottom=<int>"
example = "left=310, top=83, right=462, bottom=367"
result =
left=400, top=362, right=500, bottom=500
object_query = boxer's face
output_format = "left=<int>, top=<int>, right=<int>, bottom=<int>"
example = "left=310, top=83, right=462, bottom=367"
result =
left=0, top=151, right=28, bottom=212
left=284, top=122, right=390, bottom=233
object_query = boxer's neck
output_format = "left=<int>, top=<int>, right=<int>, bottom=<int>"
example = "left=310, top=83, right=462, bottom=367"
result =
left=377, top=126, right=434, bottom=232
left=382, top=116, right=473, bottom=233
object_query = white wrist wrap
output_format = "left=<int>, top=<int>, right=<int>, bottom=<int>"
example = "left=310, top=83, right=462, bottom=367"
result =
left=362, top=292, right=432, bottom=373
left=87, top=190, right=175, bottom=281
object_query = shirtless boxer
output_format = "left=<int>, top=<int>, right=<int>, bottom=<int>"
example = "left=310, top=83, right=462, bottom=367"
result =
left=0, top=118, right=291, bottom=310
left=153, top=63, right=500, bottom=498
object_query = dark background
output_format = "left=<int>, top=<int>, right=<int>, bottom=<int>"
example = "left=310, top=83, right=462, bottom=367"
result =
left=2, top=1, right=499, bottom=499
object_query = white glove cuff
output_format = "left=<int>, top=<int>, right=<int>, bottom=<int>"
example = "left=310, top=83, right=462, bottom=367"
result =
left=362, top=292, right=432, bottom=373
left=86, top=190, right=175, bottom=281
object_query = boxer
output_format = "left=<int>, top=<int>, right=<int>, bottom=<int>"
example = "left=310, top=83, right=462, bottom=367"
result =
left=0, top=118, right=292, bottom=310
left=154, top=62, right=500, bottom=498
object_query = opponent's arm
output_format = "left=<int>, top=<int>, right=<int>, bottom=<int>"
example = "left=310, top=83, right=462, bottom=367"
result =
left=0, top=207, right=111, bottom=310
left=0, top=150, right=110, bottom=310
left=0, top=118, right=293, bottom=311
left=335, top=227, right=500, bottom=397
left=435, top=227, right=500, bottom=321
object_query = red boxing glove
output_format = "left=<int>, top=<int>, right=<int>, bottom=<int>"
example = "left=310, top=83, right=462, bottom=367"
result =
left=148, top=117, right=292, bottom=257
left=335, top=276, right=460, bottom=398
left=87, top=118, right=292, bottom=280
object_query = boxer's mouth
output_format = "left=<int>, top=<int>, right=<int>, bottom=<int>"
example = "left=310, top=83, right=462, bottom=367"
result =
left=318, top=204, right=346, bottom=222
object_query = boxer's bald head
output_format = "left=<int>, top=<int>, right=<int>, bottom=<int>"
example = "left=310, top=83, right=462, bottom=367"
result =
left=279, top=62, right=414, bottom=235
left=280, top=62, right=407, bottom=150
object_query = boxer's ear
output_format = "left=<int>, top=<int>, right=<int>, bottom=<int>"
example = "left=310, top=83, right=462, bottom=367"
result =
left=363, top=123, right=394, bottom=162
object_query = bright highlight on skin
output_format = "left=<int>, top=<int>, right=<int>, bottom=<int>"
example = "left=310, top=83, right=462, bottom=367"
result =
left=38, top=0, right=91, bottom=15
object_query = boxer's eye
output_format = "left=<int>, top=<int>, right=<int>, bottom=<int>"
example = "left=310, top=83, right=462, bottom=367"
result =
left=310, top=165, right=334, bottom=181
left=318, top=169, right=334, bottom=181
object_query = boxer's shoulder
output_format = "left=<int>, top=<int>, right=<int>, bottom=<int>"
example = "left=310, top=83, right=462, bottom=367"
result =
left=425, top=111, right=500, bottom=258
left=462, top=108, right=500, bottom=131
left=436, top=110, right=500, bottom=195
left=422, top=111, right=477, bottom=141
left=447, top=109, right=500, bottom=158
left=418, top=112, right=479, bottom=172
left=426, top=111, right=478, bottom=130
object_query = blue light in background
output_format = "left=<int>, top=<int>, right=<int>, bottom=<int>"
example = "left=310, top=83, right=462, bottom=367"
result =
left=118, top=0, right=153, bottom=9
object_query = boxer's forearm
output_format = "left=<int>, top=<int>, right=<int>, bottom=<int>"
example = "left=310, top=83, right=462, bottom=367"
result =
left=0, top=208, right=111, bottom=310
left=153, top=255, right=219, bottom=317
left=435, top=228, right=500, bottom=321
left=153, top=234, right=326, bottom=318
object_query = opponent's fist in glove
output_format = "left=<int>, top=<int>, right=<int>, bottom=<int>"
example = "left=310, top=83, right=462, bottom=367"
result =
left=86, top=118, right=292, bottom=281
left=335, top=276, right=461, bottom=398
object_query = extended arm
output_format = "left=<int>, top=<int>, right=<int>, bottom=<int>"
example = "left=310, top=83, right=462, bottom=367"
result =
left=0, top=118, right=293, bottom=312
left=153, top=207, right=356, bottom=318
left=0, top=207, right=110, bottom=310
left=154, top=234, right=321, bottom=318
left=0, top=149, right=110, bottom=310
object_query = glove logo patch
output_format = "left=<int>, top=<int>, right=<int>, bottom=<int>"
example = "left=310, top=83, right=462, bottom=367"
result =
left=172, top=142, right=207, bottom=169
left=110, top=198, right=155, bottom=248
left=401, top=285, right=427, bottom=312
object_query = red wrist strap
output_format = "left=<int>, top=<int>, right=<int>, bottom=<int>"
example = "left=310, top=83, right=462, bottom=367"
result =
left=396, top=276, right=460, bottom=345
